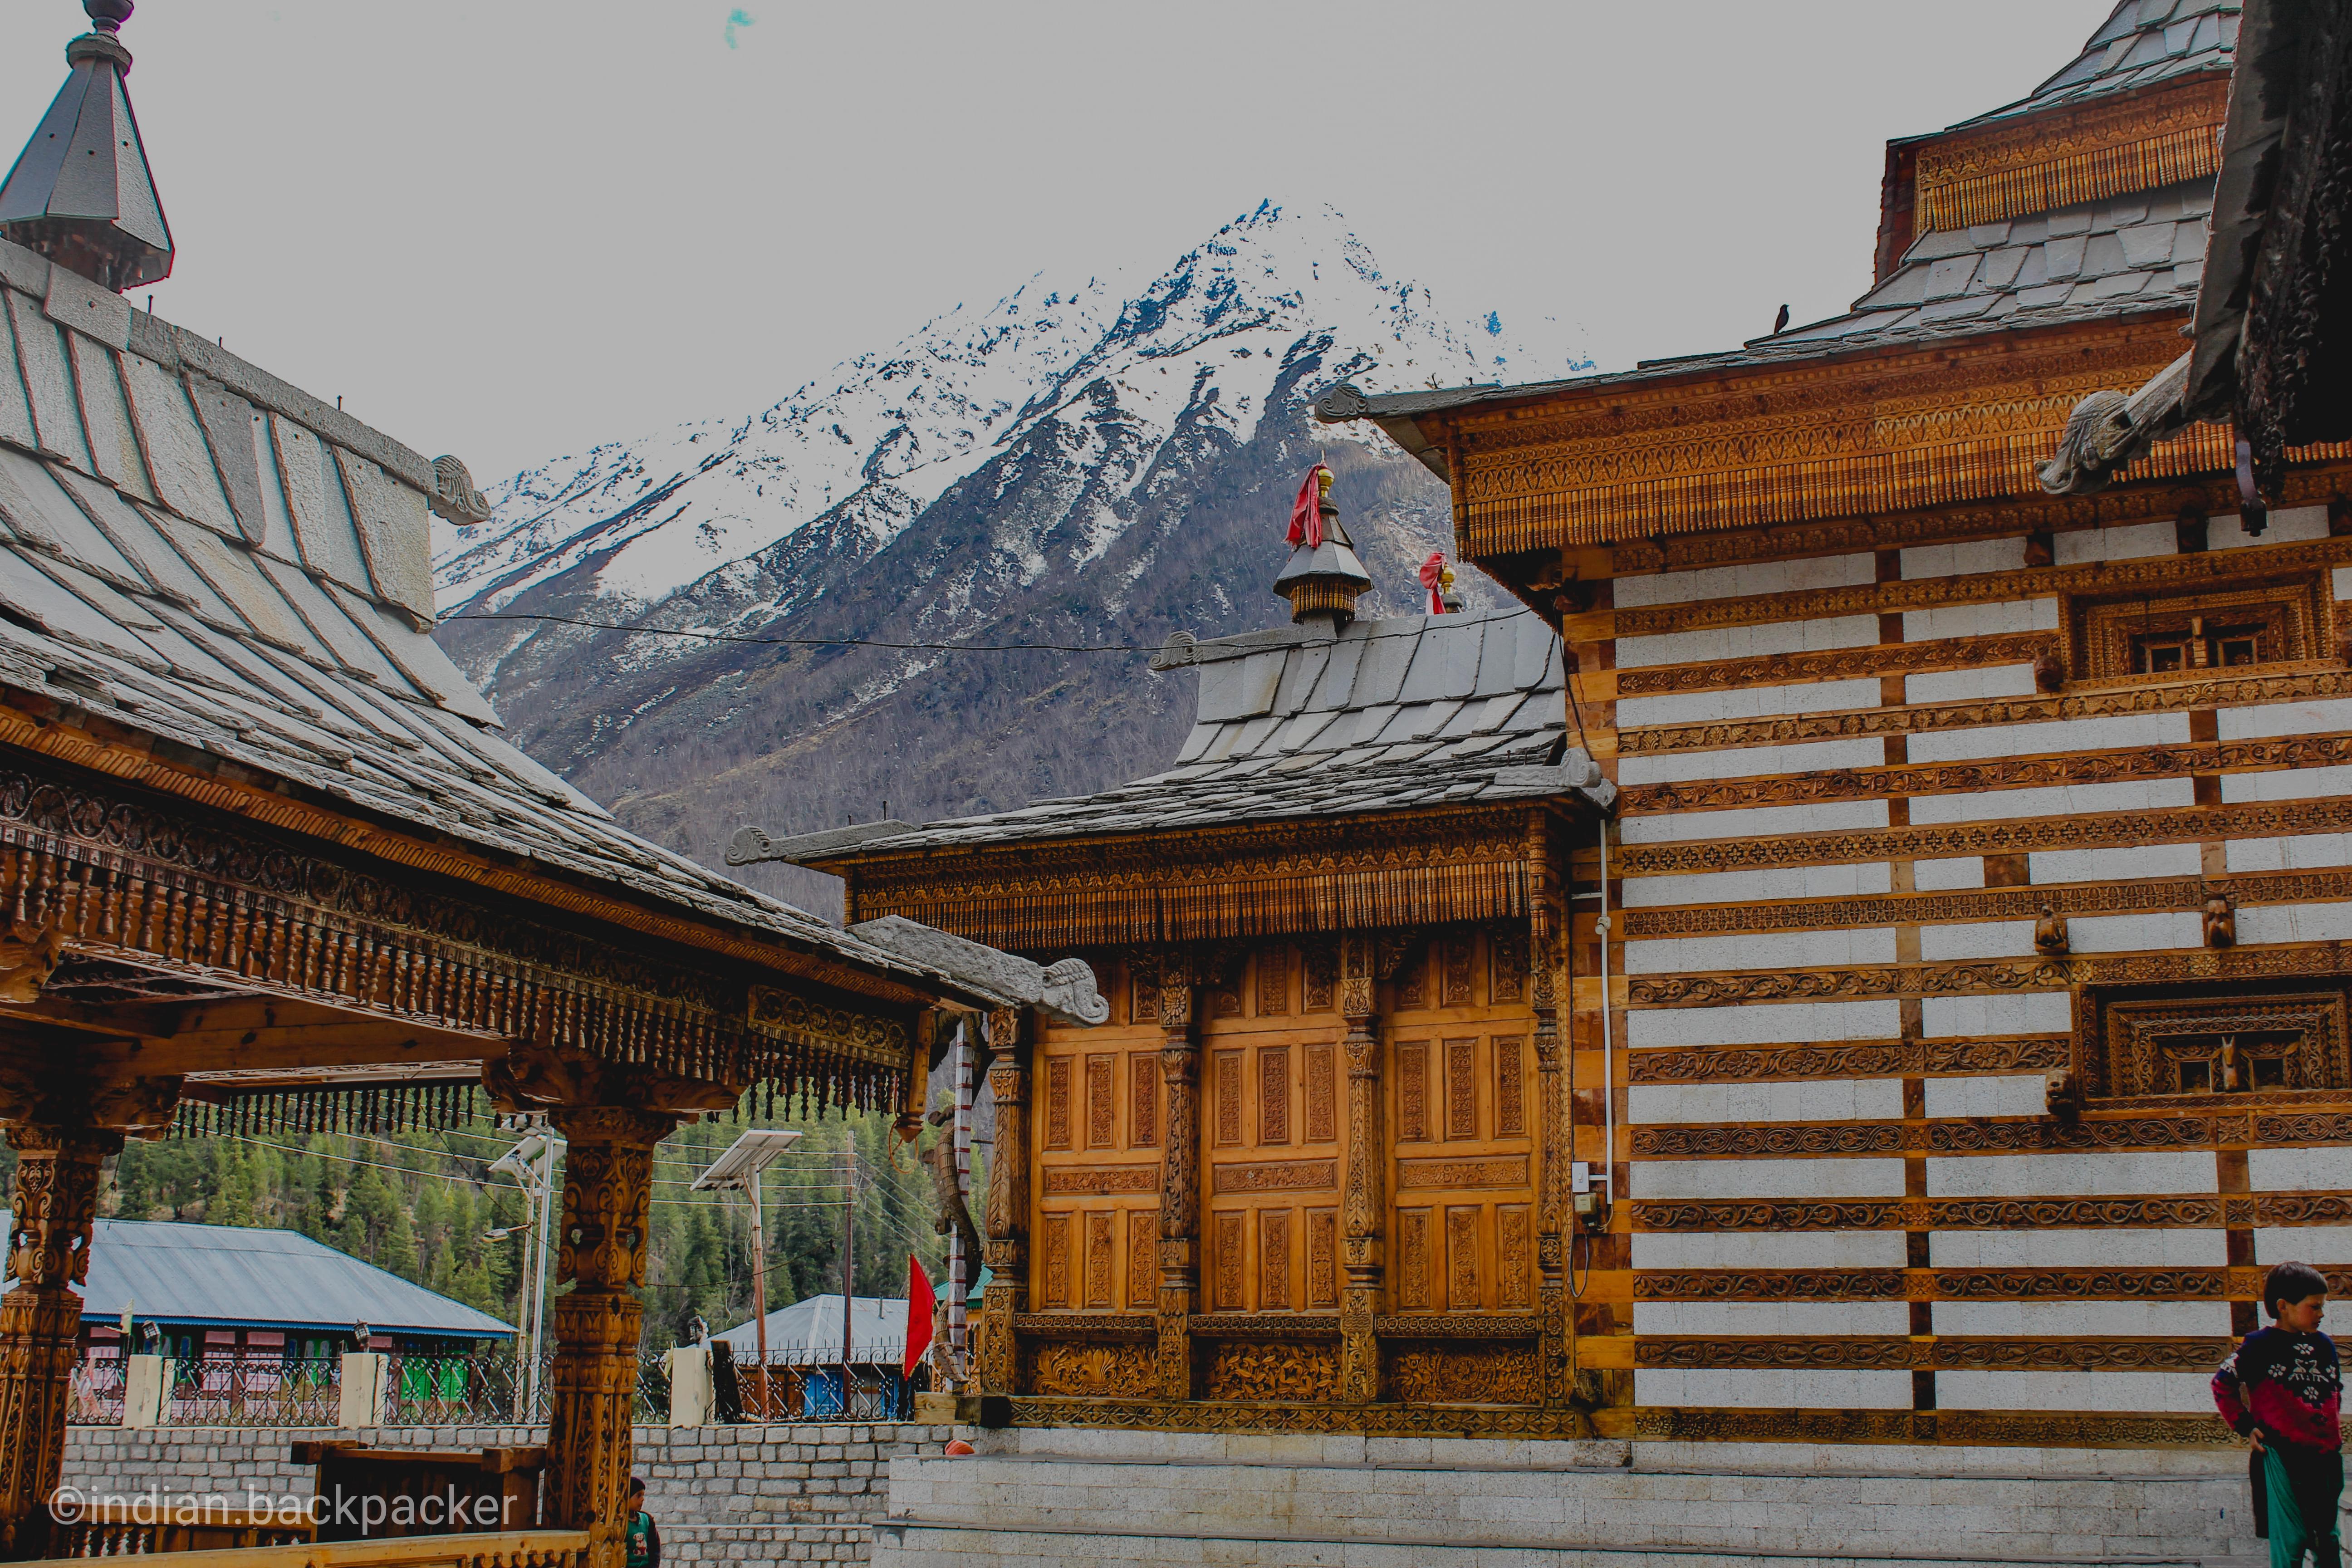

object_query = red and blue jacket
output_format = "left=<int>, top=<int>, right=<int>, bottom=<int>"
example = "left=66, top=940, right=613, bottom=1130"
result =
left=2214, top=1327, right=2342, bottom=1452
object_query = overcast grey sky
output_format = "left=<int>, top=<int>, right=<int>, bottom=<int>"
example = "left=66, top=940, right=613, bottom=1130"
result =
left=0, top=2, right=2109, bottom=481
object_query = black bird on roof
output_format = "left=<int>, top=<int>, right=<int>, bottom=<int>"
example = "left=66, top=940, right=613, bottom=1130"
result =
left=1773, top=304, right=1791, bottom=335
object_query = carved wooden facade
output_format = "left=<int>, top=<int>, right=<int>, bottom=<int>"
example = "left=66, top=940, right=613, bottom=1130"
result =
left=1312, top=5, right=2352, bottom=1451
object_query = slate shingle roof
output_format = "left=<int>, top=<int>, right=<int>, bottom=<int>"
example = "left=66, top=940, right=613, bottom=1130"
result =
left=1962, top=0, right=2238, bottom=127
left=785, top=607, right=1607, bottom=859
left=0, top=236, right=1000, bottom=998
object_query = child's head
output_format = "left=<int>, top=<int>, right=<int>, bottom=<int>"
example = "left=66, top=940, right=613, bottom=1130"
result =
left=2264, top=1261, right=2329, bottom=1331
left=628, top=1478, right=646, bottom=1503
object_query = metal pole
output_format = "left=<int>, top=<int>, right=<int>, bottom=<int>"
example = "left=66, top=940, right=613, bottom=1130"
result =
left=748, top=1166, right=769, bottom=1416
left=840, top=1154, right=855, bottom=1417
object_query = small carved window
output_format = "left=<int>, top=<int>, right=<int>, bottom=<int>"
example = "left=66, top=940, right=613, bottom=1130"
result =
left=2083, top=983, right=2352, bottom=1103
left=2070, top=577, right=2327, bottom=681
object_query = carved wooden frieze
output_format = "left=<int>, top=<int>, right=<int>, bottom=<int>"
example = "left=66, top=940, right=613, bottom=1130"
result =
left=1616, top=631, right=2061, bottom=698
left=1630, top=1114, right=2235, bottom=1159
left=1630, top=1194, right=2242, bottom=1232
left=1202, top=1340, right=1338, bottom=1401
left=1625, top=731, right=2352, bottom=816
left=1210, top=1159, right=1337, bottom=1194
left=1623, top=870, right=2352, bottom=939
left=1022, top=1340, right=1158, bottom=1399
left=1634, top=1335, right=2229, bottom=1371
left=1041, top=1166, right=1159, bottom=1196
left=1632, top=1406, right=2235, bottom=1449
left=1621, top=795, right=2352, bottom=876
left=1396, top=1156, right=1530, bottom=1190
left=1624, top=943, right=2352, bottom=1008
left=1384, top=1343, right=1540, bottom=1406
left=1627, top=1037, right=2069, bottom=1084
left=1303, top=1044, right=1336, bottom=1143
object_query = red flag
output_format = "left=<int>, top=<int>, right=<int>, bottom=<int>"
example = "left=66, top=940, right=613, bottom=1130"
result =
left=1419, top=551, right=1450, bottom=614
left=1287, top=465, right=1332, bottom=550
left=901, top=1254, right=934, bottom=1379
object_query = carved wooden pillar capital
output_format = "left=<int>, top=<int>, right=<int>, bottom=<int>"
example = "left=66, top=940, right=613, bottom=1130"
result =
left=975, top=1008, right=1031, bottom=1396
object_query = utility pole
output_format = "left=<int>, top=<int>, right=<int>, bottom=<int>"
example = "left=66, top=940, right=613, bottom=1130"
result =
left=690, top=1127, right=800, bottom=1417
left=490, top=1132, right=563, bottom=1420
left=840, top=1154, right=856, bottom=1417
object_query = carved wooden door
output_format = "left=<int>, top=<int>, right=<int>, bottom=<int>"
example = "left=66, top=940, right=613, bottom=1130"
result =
left=1031, top=960, right=1163, bottom=1315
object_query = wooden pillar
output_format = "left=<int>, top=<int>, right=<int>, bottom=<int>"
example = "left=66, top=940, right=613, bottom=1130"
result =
left=0, top=1125, right=115, bottom=1559
left=544, top=1105, right=675, bottom=1568
left=1337, top=935, right=1384, bottom=1403
left=1532, top=929, right=1572, bottom=1408
left=975, top=1008, right=1029, bottom=1396
left=1156, top=953, right=1201, bottom=1401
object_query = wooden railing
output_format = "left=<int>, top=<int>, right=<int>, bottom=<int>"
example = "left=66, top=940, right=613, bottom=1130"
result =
left=48, top=1506, right=315, bottom=1557
left=29, top=1529, right=593, bottom=1568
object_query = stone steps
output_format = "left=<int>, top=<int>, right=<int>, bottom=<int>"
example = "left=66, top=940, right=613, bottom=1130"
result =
left=873, top=1432, right=2263, bottom=1567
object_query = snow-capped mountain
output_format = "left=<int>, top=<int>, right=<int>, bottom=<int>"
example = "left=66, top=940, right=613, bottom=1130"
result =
left=433, top=202, right=1588, bottom=914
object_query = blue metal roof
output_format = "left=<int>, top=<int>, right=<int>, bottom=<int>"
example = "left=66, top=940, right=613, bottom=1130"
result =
left=2, top=1215, right=512, bottom=1340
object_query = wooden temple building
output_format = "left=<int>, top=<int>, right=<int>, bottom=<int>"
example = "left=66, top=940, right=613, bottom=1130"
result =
left=738, top=478, right=1617, bottom=1430
left=1308, top=0, right=2352, bottom=1450
left=0, top=2, right=1101, bottom=1560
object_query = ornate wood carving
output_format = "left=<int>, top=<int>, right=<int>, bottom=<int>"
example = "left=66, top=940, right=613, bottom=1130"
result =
left=1257, top=946, right=1290, bottom=1017
left=1396, top=1210, right=1431, bottom=1311
left=1022, top=1340, right=1158, bottom=1399
left=1397, top=1042, right=1429, bottom=1142
left=1303, top=945, right=1336, bottom=1012
left=1616, top=631, right=2061, bottom=698
left=1127, top=1212, right=1154, bottom=1312
left=1130, top=956, right=1159, bottom=1027
left=1338, top=933, right=1385, bottom=1403
left=1625, top=730, right=2352, bottom=816
left=1042, top=1166, right=1159, bottom=1196
left=1397, top=1156, right=1530, bottom=1190
left=1201, top=1341, right=1338, bottom=1401
left=1446, top=1207, right=1480, bottom=1310
left=1494, top=1038, right=1525, bottom=1138
left=0, top=1123, right=114, bottom=1558
left=1260, top=1047, right=1290, bottom=1146
left=542, top=1103, right=676, bottom=1568
left=1490, top=929, right=1528, bottom=1004
left=1914, top=74, right=2226, bottom=230
left=1156, top=970, right=1200, bottom=1400
left=1308, top=1210, right=1338, bottom=1311
left=1628, top=1405, right=2234, bottom=1449
left=1444, top=1039, right=1476, bottom=1141
left=1630, top=1194, right=2237, bottom=1232
left=1619, top=662, right=2352, bottom=757
left=1627, top=1036, right=2068, bottom=1084
left=1084, top=1054, right=1113, bottom=1149
left=977, top=1015, right=1029, bottom=1395
left=1043, top=1058, right=1073, bottom=1150
left=1211, top=1159, right=1337, bottom=1194
left=1497, top=1206, right=1532, bottom=1311
left=1619, top=795, right=2352, bottom=877
left=1622, top=870, right=2352, bottom=939
left=1259, top=1211, right=1291, bottom=1311
left=1624, top=943, right=2352, bottom=1009
left=1629, top=1115, right=2231, bottom=1159
left=1304, top=1044, right=1336, bottom=1143
left=1532, top=956, right=1568, bottom=1408
left=1006, top=1394, right=1592, bottom=1438
left=1213, top=1050, right=1243, bottom=1146
left=1632, top=1266, right=2291, bottom=1302
left=1040, top=1215, right=1071, bottom=1309
left=1441, top=938, right=1476, bottom=1007
left=1211, top=1212, right=1245, bottom=1313
left=1085, top=1212, right=1113, bottom=1309
left=1612, top=535, right=2352, bottom=641
left=1129, top=1049, right=1158, bottom=1148
left=1633, top=1335, right=2230, bottom=1371
left=1385, top=1343, right=1541, bottom=1406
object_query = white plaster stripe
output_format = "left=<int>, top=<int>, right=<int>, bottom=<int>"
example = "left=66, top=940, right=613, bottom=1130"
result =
left=1920, top=1074, right=2047, bottom=1119
left=1617, top=678, right=1879, bottom=729
left=1620, top=800, right=1889, bottom=843
left=1627, top=999, right=1902, bottom=1049
left=2224, top=765, right=2352, bottom=804
left=1615, top=553, right=1875, bottom=608
left=1908, top=778, right=2198, bottom=824
left=1620, top=738, right=1886, bottom=788
left=1902, top=598, right=2060, bottom=642
left=2228, top=834, right=2352, bottom=872
left=2335, top=565, right=2352, bottom=600
left=1935, top=1372, right=2212, bottom=1413
left=1624, top=927, right=1896, bottom=975
left=1622, top=862, right=1892, bottom=907
left=2251, top=1147, right=2352, bottom=1192
left=1630, top=1157, right=1907, bottom=1201
left=1906, top=664, right=2036, bottom=704
left=1633, top=1302, right=1909, bottom=1337
left=1929, top=1228, right=2225, bottom=1268
left=2213, top=506, right=2328, bottom=548
left=1906, top=710, right=2189, bottom=765
left=1926, top=1151, right=2216, bottom=1198
left=2068, top=911, right=2203, bottom=952
left=1627, top=1079, right=1904, bottom=1126
left=1901, top=539, right=2027, bottom=578
left=1921, top=992, right=2072, bottom=1037
left=1633, top=1369, right=1911, bottom=1410
left=1615, top=615, right=1879, bottom=670
left=2219, top=697, right=2352, bottom=740
left=2237, top=902, right=2352, bottom=944
left=2255, top=1226, right=2352, bottom=1264
left=1912, top=856, right=1985, bottom=891
left=1931, top=1301, right=2230, bottom=1337
left=2053, top=519, right=2175, bottom=564
left=2030, top=843, right=2202, bottom=882
left=1632, top=1232, right=1906, bottom=1269
left=1918, top=921, right=2030, bottom=961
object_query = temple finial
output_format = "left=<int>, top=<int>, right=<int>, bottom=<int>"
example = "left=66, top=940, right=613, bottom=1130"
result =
left=0, top=0, right=173, bottom=293
left=1273, top=464, right=1374, bottom=629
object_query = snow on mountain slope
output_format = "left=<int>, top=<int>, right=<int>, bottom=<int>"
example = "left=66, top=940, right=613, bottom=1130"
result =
left=434, top=201, right=1574, bottom=619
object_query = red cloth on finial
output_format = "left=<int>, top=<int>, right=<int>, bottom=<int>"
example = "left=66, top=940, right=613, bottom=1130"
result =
left=1288, top=465, right=1332, bottom=550
left=901, top=1254, right=934, bottom=1379
left=1419, top=551, right=1449, bottom=614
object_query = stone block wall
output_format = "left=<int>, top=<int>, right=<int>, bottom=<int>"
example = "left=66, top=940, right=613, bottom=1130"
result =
left=61, top=1421, right=966, bottom=1565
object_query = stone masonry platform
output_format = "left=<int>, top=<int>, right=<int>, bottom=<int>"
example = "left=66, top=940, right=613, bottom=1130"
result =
left=876, top=1429, right=2267, bottom=1567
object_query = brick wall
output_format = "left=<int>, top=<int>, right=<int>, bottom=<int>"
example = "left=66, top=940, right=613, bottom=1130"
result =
left=61, top=1421, right=966, bottom=1565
